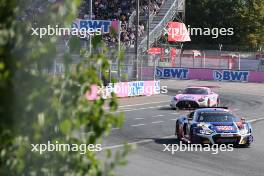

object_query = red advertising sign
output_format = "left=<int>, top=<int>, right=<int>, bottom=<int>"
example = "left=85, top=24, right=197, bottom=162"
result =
left=148, top=48, right=162, bottom=55
left=167, top=22, right=191, bottom=42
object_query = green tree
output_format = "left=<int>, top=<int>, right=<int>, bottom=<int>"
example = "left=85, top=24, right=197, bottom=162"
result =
left=185, top=0, right=264, bottom=50
left=0, top=0, right=129, bottom=175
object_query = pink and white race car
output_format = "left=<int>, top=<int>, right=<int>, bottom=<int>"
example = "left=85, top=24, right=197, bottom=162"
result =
left=170, top=86, right=220, bottom=109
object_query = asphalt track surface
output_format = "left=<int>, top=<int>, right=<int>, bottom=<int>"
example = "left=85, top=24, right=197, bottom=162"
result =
left=103, top=80, right=264, bottom=176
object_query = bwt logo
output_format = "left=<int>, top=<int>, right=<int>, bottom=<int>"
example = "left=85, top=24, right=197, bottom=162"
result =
left=213, top=70, right=249, bottom=82
left=156, top=68, right=189, bottom=79
left=72, top=20, right=111, bottom=33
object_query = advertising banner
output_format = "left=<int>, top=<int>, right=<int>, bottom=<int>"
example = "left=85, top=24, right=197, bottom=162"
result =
left=156, top=67, right=264, bottom=83
left=72, top=19, right=119, bottom=34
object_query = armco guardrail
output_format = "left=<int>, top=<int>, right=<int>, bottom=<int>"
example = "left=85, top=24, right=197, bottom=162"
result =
left=86, top=80, right=161, bottom=100
left=156, top=67, right=264, bottom=83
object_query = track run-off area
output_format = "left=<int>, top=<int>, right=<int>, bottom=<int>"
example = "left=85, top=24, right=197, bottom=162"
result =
left=103, top=80, right=264, bottom=176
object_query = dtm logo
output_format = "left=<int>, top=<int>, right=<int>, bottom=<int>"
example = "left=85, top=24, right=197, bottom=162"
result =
left=213, top=70, right=249, bottom=82
left=156, top=68, right=188, bottom=79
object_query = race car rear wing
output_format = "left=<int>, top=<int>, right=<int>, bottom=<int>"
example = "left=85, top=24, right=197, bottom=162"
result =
left=187, top=85, right=220, bottom=89
left=196, top=107, right=228, bottom=109
left=177, top=107, right=228, bottom=110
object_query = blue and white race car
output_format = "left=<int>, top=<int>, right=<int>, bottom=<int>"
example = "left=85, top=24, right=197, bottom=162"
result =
left=175, top=108, right=253, bottom=146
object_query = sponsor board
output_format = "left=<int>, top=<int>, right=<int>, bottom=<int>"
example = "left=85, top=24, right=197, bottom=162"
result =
left=156, top=67, right=189, bottom=79
left=72, top=19, right=119, bottom=34
left=213, top=70, right=249, bottom=82
left=156, top=67, right=264, bottom=83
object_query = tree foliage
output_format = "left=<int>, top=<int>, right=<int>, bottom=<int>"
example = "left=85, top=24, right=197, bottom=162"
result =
left=186, top=0, right=264, bottom=50
left=0, top=0, right=129, bottom=175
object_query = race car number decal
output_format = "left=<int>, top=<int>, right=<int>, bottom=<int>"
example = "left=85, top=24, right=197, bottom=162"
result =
left=217, top=126, right=233, bottom=131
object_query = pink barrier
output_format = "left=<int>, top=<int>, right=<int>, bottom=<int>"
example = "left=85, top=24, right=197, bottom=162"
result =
left=115, top=82, right=129, bottom=98
left=248, top=71, right=264, bottom=83
left=85, top=80, right=161, bottom=100
left=188, top=69, right=213, bottom=80
left=85, top=85, right=99, bottom=100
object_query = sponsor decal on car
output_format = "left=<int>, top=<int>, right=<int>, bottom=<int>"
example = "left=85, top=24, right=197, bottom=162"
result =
left=217, top=126, right=233, bottom=131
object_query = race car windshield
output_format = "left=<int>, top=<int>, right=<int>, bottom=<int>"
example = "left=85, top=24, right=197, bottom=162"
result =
left=183, top=88, right=208, bottom=95
left=198, top=113, right=235, bottom=122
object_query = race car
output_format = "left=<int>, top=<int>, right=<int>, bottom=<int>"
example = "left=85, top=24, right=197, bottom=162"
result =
left=175, top=107, right=253, bottom=146
left=170, top=86, right=220, bottom=109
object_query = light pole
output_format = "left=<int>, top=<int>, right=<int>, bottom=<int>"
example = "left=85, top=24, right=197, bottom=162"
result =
left=238, top=53, right=241, bottom=70
left=218, top=44, right=222, bottom=69
left=179, top=43, right=183, bottom=67
left=89, top=0, right=92, bottom=54
left=147, top=0, right=150, bottom=51
left=135, top=0, right=139, bottom=80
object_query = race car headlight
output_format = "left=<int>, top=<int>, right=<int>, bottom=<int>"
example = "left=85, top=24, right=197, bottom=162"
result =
left=240, top=128, right=249, bottom=135
left=199, top=129, right=214, bottom=135
left=198, top=98, right=205, bottom=102
left=198, top=126, right=214, bottom=135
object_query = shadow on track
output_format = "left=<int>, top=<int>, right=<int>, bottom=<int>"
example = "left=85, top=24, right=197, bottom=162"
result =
left=158, top=106, right=174, bottom=110
left=153, top=138, right=181, bottom=145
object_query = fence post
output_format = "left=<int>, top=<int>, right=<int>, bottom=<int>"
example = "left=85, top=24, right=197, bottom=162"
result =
left=238, top=53, right=241, bottom=70
left=203, top=51, right=206, bottom=68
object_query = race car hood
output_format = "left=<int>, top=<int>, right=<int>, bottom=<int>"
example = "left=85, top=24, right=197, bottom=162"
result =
left=176, top=94, right=206, bottom=101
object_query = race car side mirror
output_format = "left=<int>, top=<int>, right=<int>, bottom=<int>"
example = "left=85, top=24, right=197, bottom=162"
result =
left=241, top=118, right=246, bottom=124
left=188, top=117, right=193, bottom=123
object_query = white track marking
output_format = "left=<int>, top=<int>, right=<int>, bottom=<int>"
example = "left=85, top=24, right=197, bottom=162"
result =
left=247, top=118, right=264, bottom=123
left=151, top=121, right=164, bottom=124
left=102, top=135, right=175, bottom=150
left=152, top=114, right=164, bottom=117
left=170, top=112, right=180, bottom=115
left=135, top=118, right=144, bottom=120
left=131, top=124, right=145, bottom=127
left=118, top=101, right=168, bottom=108
left=116, top=105, right=165, bottom=112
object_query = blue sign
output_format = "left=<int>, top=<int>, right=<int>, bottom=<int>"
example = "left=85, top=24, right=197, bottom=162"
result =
left=128, top=81, right=144, bottom=96
left=72, top=20, right=112, bottom=33
left=156, top=68, right=189, bottom=79
left=213, top=70, right=249, bottom=82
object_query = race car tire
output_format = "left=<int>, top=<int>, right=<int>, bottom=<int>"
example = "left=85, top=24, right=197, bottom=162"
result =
left=216, top=98, right=220, bottom=107
left=207, top=99, right=211, bottom=107
left=190, top=130, right=201, bottom=144
left=175, top=121, right=183, bottom=140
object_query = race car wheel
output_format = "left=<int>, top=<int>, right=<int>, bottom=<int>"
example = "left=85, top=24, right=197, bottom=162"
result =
left=207, top=99, right=210, bottom=107
left=175, top=121, right=183, bottom=140
left=216, top=98, right=220, bottom=107
left=190, top=130, right=201, bottom=144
